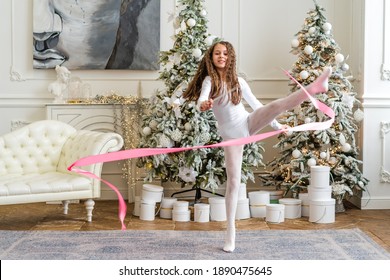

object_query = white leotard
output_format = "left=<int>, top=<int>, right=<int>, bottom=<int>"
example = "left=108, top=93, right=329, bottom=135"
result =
left=198, top=76, right=281, bottom=140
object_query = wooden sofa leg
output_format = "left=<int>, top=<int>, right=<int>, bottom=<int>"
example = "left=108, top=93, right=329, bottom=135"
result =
left=85, top=199, right=95, bottom=222
left=62, top=200, right=70, bottom=215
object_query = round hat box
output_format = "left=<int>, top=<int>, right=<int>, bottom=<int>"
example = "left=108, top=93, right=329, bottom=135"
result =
left=208, top=197, right=226, bottom=221
left=279, top=198, right=302, bottom=219
left=265, top=204, right=285, bottom=223
left=194, top=203, right=210, bottom=223
left=309, top=198, right=335, bottom=224
left=142, top=184, right=163, bottom=203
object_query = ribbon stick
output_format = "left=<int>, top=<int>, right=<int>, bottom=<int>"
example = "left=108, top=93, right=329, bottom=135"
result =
left=68, top=69, right=335, bottom=230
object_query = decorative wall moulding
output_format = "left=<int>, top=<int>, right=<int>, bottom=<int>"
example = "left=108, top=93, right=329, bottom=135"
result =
left=380, top=121, right=390, bottom=183
left=382, top=0, right=390, bottom=81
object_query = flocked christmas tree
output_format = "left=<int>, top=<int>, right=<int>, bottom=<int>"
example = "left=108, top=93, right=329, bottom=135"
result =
left=137, top=0, right=265, bottom=201
left=260, top=0, right=369, bottom=205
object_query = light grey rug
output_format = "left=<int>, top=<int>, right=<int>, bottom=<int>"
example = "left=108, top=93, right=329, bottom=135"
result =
left=1, top=228, right=389, bottom=260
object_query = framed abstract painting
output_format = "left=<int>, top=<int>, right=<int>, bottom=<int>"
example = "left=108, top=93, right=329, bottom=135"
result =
left=33, top=0, right=160, bottom=70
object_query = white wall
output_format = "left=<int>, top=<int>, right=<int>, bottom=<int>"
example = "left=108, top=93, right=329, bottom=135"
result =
left=359, top=0, right=390, bottom=209
left=1, top=0, right=370, bottom=202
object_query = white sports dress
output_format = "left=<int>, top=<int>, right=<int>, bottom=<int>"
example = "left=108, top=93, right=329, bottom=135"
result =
left=198, top=76, right=281, bottom=140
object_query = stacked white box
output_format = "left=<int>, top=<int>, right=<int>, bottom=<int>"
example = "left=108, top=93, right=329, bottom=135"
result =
left=248, top=191, right=270, bottom=218
left=308, top=166, right=335, bottom=223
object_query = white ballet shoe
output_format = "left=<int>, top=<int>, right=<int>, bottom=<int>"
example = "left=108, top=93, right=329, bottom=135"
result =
left=223, top=227, right=236, bottom=252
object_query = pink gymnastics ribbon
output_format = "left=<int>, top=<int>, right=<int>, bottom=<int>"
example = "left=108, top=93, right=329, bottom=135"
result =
left=68, top=69, right=335, bottom=230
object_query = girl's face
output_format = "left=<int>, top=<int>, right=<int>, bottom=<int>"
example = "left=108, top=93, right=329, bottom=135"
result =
left=212, top=43, right=228, bottom=72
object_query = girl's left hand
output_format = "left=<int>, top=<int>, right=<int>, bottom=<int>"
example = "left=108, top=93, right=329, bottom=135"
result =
left=281, top=125, right=292, bottom=135
left=200, top=99, right=213, bottom=111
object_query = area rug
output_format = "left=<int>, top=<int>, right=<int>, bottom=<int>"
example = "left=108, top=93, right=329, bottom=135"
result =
left=1, top=228, right=389, bottom=260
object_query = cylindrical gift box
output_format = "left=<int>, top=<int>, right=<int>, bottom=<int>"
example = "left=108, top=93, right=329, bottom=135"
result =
left=299, top=193, right=310, bottom=217
left=248, top=191, right=270, bottom=218
left=279, top=198, right=302, bottom=219
left=309, top=198, right=335, bottom=224
left=142, top=184, right=163, bottom=203
left=172, top=209, right=191, bottom=222
left=194, top=203, right=210, bottom=223
left=173, top=201, right=189, bottom=212
left=139, top=199, right=156, bottom=221
left=308, top=185, right=332, bottom=201
left=159, top=197, right=177, bottom=219
left=209, top=197, right=226, bottom=221
left=235, top=198, right=251, bottom=220
left=238, top=183, right=247, bottom=200
left=310, top=166, right=330, bottom=188
left=266, top=204, right=285, bottom=223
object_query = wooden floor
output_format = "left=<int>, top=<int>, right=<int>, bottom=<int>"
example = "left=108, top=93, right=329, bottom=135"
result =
left=1, top=199, right=390, bottom=253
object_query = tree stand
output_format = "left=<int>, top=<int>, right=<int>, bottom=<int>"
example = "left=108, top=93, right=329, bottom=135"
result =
left=171, top=185, right=224, bottom=204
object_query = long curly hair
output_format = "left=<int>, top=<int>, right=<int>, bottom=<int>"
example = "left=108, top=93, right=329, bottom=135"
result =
left=183, top=41, right=242, bottom=105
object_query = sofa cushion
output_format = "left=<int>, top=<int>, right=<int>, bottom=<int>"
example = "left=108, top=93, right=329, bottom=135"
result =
left=0, top=172, right=91, bottom=196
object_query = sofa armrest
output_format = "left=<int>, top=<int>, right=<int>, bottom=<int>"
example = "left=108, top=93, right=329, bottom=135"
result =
left=57, top=130, right=124, bottom=197
left=58, top=130, right=124, bottom=173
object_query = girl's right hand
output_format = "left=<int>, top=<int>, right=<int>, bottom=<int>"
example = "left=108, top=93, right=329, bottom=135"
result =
left=200, top=99, right=213, bottom=111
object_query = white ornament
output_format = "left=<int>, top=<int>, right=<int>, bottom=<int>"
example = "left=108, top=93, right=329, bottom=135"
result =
left=206, top=35, right=217, bottom=46
left=184, top=122, right=192, bottom=131
left=205, top=36, right=214, bottom=46
left=322, top=22, right=332, bottom=31
left=335, top=53, right=345, bottom=63
left=300, top=70, right=309, bottom=80
left=358, top=181, right=364, bottom=188
left=149, top=120, right=158, bottom=130
left=329, top=157, right=337, bottom=165
left=186, top=18, right=196, bottom=27
left=292, top=149, right=302, bottom=159
left=192, top=48, right=202, bottom=58
left=291, top=38, right=300, bottom=48
left=307, top=158, right=317, bottom=166
left=342, top=94, right=355, bottom=110
left=320, top=152, right=327, bottom=159
left=308, top=27, right=316, bottom=34
left=304, top=45, right=313, bottom=55
left=342, top=143, right=351, bottom=152
left=200, top=9, right=207, bottom=16
left=142, top=127, right=151, bottom=136
left=354, top=109, right=364, bottom=122
left=304, top=117, right=312, bottom=124
left=341, top=63, right=350, bottom=71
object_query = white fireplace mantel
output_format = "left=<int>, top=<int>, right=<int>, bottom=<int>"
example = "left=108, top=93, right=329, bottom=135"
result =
left=46, top=103, right=139, bottom=202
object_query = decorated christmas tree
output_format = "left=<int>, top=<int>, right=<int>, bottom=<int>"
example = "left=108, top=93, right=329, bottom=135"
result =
left=137, top=0, right=265, bottom=201
left=261, top=0, right=368, bottom=205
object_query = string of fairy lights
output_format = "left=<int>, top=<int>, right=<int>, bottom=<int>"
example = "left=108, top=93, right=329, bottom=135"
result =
left=68, top=92, right=147, bottom=199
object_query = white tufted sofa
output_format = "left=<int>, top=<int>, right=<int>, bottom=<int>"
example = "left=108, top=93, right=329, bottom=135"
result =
left=0, top=120, right=124, bottom=222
